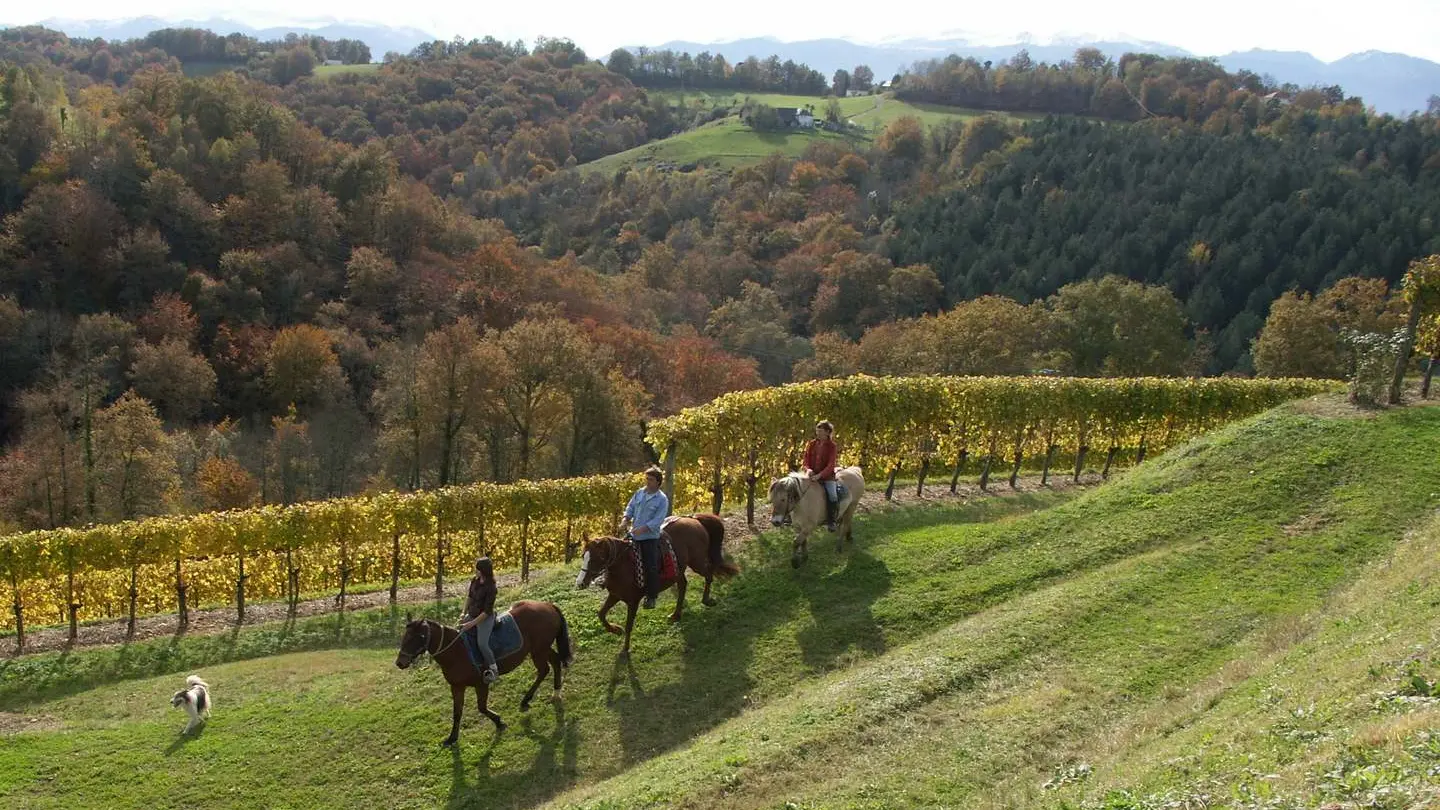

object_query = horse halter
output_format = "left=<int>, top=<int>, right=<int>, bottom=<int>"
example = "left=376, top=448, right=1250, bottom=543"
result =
left=398, top=619, right=461, bottom=666
left=576, top=540, right=616, bottom=587
left=770, top=476, right=803, bottom=526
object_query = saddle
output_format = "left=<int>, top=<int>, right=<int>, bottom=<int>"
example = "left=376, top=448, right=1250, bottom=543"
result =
left=625, top=534, right=678, bottom=589
left=461, top=612, right=524, bottom=676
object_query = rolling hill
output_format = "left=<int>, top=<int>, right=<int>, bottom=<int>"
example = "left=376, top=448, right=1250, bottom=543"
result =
left=643, top=35, right=1440, bottom=116
left=2, top=395, right=1437, bottom=809
left=581, top=92, right=1020, bottom=174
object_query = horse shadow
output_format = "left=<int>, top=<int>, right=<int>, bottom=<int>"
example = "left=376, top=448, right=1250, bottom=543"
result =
left=605, top=525, right=892, bottom=763
left=444, top=701, right=579, bottom=810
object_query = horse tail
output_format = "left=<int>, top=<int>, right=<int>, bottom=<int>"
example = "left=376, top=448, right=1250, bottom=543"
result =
left=553, top=604, right=574, bottom=668
left=696, top=513, right=739, bottom=578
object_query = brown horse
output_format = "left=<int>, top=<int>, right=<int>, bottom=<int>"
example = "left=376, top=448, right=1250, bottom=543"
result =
left=574, top=513, right=739, bottom=655
left=394, top=599, right=573, bottom=745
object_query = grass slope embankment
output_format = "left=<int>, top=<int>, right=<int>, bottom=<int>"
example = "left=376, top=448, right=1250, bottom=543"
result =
left=1, top=397, right=1437, bottom=810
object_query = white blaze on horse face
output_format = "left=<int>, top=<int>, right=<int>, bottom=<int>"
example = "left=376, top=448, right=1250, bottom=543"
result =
left=575, top=550, right=591, bottom=588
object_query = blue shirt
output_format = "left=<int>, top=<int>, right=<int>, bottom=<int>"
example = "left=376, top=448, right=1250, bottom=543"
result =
left=625, top=487, right=670, bottom=541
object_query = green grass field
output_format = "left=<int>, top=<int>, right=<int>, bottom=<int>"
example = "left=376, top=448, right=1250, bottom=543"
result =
left=3, top=397, right=1439, bottom=809
left=584, top=91, right=1028, bottom=174
left=314, top=63, right=383, bottom=79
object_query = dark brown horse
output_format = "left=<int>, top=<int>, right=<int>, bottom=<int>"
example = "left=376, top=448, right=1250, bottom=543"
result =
left=574, top=513, right=738, bottom=655
left=394, top=599, right=573, bottom=745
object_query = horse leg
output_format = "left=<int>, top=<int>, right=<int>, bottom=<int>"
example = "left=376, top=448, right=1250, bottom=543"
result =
left=598, top=593, right=621, bottom=636
left=701, top=573, right=716, bottom=606
left=670, top=574, right=688, bottom=623
left=620, top=600, right=639, bottom=657
left=791, top=528, right=811, bottom=569
left=550, top=649, right=564, bottom=703
left=442, top=682, right=465, bottom=746
left=520, top=650, right=549, bottom=712
left=476, top=683, right=505, bottom=731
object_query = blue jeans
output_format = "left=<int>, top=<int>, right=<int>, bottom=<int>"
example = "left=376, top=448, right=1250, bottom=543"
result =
left=822, top=480, right=838, bottom=502
left=467, top=614, right=497, bottom=669
left=636, top=537, right=661, bottom=600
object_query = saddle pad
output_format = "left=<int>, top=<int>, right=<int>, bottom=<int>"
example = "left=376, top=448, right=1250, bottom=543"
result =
left=627, top=537, right=677, bottom=588
left=462, top=612, right=524, bottom=674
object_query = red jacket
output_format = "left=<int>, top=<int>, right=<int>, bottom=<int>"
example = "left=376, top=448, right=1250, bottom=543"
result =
left=803, top=438, right=837, bottom=480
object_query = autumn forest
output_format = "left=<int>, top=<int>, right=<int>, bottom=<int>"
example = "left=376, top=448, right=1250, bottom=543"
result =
left=0, top=24, right=1437, bottom=534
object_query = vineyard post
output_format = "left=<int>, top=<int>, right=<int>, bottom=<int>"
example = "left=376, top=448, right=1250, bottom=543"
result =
left=521, top=514, right=531, bottom=582
left=1009, top=430, right=1026, bottom=489
left=662, top=440, right=677, bottom=513
left=175, top=556, right=188, bottom=630
left=949, top=448, right=968, bottom=494
left=745, top=448, right=758, bottom=526
left=337, top=524, right=351, bottom=612
left=711, top=461, right=723, bottom=515
left=236, top=549, right=247, bottom=625
left=1041, top=444, right=1058, bottom=486
left=434, top=512, right=446, bottom=601
left=388, top=525, right=401, bottom=604
left=126, top=541, right=140, bottom=639
left=6, top=550, right=23, bottom=653
left=65, top=541, right=78, bottom=641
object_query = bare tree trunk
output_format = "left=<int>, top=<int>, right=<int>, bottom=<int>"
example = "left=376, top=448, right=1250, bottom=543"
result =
left=916, top=456, right=930, bottom=497
left=979, top=455, right=994, bottom=491
left=1041, top=445, right=1058, bottom=486
left=711, top=463, right=723, bottom=514
left=884, top=465, right=900, bottom=500
left=1074, top=445, right=1089, bottom=483
left=1423, top=352, right=1438, bottom=399
left=521, top=515, right=531, bottom=582
left=66, top=545, right=78, bottom=642
left=236, top=552, right=247, bottom=625
left=1390, top=300, right=1424, bottom=405
left=1102, top=446, right=1119, bottom=479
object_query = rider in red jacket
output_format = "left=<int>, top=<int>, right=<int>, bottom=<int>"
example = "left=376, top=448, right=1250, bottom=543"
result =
left=802, top=420, right=839, bottom=531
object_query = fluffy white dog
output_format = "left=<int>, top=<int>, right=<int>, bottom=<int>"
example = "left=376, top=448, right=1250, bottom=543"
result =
left=170, top=674, right=212, bottom=734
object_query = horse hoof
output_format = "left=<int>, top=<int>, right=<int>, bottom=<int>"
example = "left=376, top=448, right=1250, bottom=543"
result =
left=604, top=625, right=622, bottom=636
left=551, top=691, right=564, bottom=703
left=441, top=737, right=457, bottom=748
left=791, top=555, right=801, bottom=569
left=702, top=597, right=717, bottom=607
left=495, top=722, right=508, bottom=733
left=520, top=701, right=531, bottom=713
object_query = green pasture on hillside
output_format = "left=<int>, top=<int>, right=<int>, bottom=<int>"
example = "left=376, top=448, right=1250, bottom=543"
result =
left=1, top=398, right=1438, bottom=810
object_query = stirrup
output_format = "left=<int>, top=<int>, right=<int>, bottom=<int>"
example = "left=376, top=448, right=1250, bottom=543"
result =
left=483, top=665, right=498, bottom=684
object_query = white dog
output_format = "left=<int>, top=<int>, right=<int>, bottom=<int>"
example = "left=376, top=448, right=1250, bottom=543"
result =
left=170, top=674, right=212, bottom=734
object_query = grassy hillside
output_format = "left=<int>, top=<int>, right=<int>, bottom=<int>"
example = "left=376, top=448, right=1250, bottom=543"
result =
left=2, top=398, right=1438, bottom=810
left=585, top=91, right=1020, bottom=173
left=314, top=63, right=382, bottom=78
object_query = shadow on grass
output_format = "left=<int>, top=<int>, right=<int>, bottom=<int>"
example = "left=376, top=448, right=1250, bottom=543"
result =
left=445, top=701, right=580, bottom=810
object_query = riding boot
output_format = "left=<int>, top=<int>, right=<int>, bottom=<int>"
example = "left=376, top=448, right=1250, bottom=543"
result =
left=825, top=497, right=837, bottom=532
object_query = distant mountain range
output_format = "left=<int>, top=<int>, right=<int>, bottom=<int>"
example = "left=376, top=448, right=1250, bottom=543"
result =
left=645, top=36, right=1440, bottom=116
left=3, top=17, right=1437, bottom=115
left=1, top=16, right=437, bottom=62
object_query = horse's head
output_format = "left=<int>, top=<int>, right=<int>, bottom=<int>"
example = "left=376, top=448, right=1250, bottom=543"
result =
left=768, top=475, right=800, bottom=526
left=395, top=613, right=431, bottom=669
left=575, top=538, right=616, bottom=589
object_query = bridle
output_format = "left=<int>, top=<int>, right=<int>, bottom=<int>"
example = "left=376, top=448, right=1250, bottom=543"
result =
left=577, top=539, right=620, bottom=587
left=770, top=475, right=806, bottom=525
left=398, top=619, right=464, bottom=665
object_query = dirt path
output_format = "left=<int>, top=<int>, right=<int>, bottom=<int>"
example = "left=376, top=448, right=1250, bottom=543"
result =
left=1, top=474, right=1093, bottom=659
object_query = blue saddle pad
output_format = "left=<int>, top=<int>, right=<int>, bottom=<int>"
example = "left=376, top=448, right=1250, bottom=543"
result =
left=462, top=612, right=524, bottom=674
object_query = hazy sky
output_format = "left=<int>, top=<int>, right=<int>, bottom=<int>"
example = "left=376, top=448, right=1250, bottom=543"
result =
left=13, top=0, right=1440, bottom=63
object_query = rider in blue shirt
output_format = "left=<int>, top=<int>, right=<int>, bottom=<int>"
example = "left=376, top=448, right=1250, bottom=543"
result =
left=620, top=466, right=669, bottom=609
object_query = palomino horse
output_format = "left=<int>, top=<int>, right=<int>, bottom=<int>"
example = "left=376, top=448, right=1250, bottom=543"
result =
left=394, top=599, right=572, bottom=745
left=575, top=513, right=739, bottom=655
left=769, top=466, right=866, bottom=568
